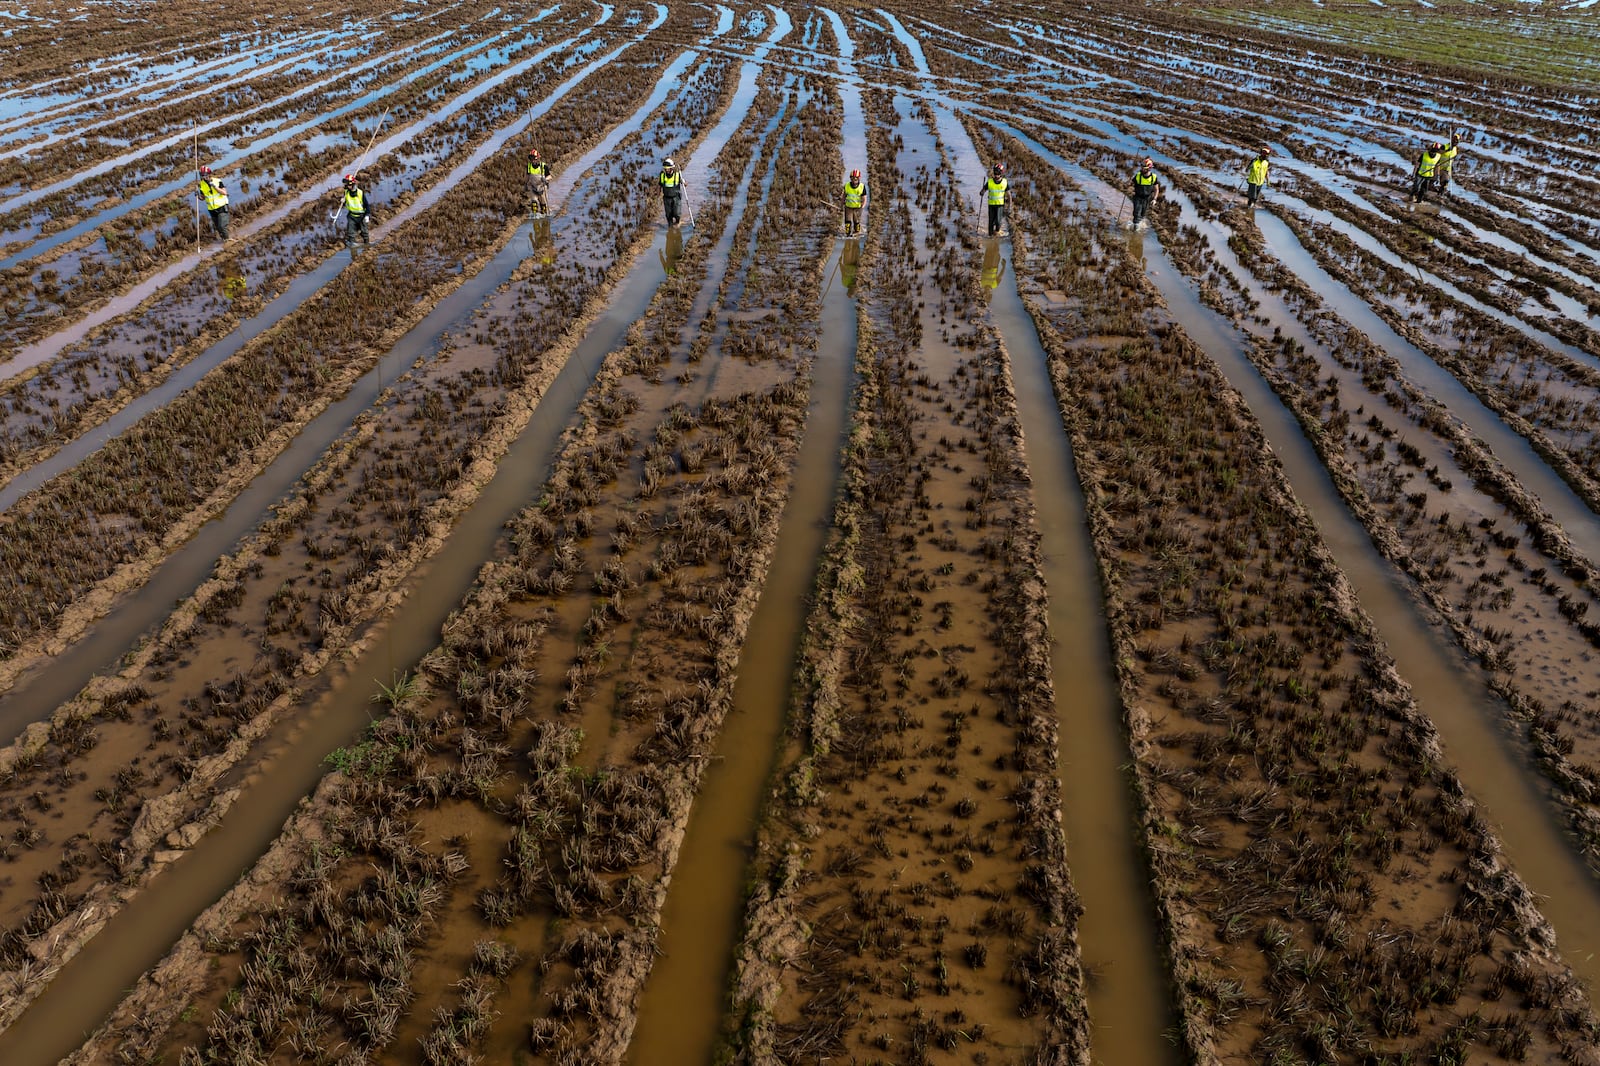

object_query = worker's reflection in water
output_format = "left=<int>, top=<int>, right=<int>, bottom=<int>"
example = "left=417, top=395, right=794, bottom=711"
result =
left=531, top=215, right=555, bottom=269
left=980, top=236, right=1006, bottom=294
left=839, top=237, right=860, bottom=297
left=215, top=255, right=247, bottom=300
left=658, top=225, right=683, bottom=276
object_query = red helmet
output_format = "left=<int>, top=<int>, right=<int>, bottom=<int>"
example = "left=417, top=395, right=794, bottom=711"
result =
left=1429, top=142, right=1443, bottom=151
left=200, top=165, right=212, bottom=175
left=1141, top=158, right=1154, bottom=169
left=849, top=169, right=860, bottom=180
left=1260, top=147, right=1271, bottom=156
left=342, top=173, right=356, bottom=184
left=992, top=162, right=1005, bottom=175
left=529, top=147, right=540, bottom=157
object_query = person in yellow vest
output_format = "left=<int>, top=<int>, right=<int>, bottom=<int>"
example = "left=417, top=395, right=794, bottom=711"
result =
left=982, top=161, right=1007, bottom=237
left=336, top=173, right=374, bottom=251
left=658, top=158, right=684, bottom=227
left=1243, top=147, right=1270, bottom=207
left=1411, top=141, right=1443, bottom=203
left=527, top=147, right=552, bottom=216
left=1131, top=157, right=1161, bottom=228
left=1437, top=132, right=1462, bottom=196
left=196, top=165, right=229, bottom=241
left=842, top=167, right=867, bottom=236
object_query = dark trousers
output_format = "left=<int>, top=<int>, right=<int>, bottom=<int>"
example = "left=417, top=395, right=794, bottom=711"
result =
left=844, top=206, right=861, bottom=234
left=208, top=207, right=229, bottom=239
left=663, top=195, right=682, bottom=226
left=1131, top=193, right=1154, bottom=225
left=987, top=203, right=1004, bottom=237
left=1246, top=182, right=1263, bottom=205
left=345, top=211, right=370, bottom=248
left=1411, top=174, right=1435, bottom=202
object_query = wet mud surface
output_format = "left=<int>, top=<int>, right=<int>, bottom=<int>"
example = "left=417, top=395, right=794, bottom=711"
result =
left=3, top=1, right=1600, bottom=1063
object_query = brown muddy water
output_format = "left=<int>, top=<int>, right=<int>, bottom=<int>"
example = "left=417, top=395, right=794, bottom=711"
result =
left=628, top=232, right=854, bottom=1065
left=989, top=250, right=1181, bottom=1064
left=1142, top=241, right=1600, bottom=996
left=0, top=257, right=664, bottom=1066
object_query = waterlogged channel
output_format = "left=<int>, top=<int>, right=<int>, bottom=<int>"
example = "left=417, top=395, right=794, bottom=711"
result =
left=6, top=3, right=1600, bottom=1060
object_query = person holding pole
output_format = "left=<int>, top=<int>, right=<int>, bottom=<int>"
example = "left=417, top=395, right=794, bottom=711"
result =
left=657, top=158, right=685, bottom=227
left=982, top=161, right=1008, bottom=238
left=842, top=167, right=866, bottom=236
left=1243, top=147, right=1271, bottom=206
left=1410, top=141, right=1444, bottom=203
left=197, top=165, right=230, bottom=241
left=527, top=147, right=552, bottom=215
left=1437, top=131, right=1462, bottom=196
left=336, top=173, right=373, bottom=252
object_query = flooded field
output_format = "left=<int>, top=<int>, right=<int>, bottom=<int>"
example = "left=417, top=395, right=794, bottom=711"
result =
left=2, top=0, right=1599, bottom=1062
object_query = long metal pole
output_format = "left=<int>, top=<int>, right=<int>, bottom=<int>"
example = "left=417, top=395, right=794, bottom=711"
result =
left=331, top=108, right=390, bottom=222
left=192, top=128, right=200, bottom=244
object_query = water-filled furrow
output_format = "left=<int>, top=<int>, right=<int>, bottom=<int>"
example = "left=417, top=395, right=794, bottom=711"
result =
left=0, top=230, right=679, bottom=1066
left=992, top=116, right=1600, bottom=575
left=624, top=83, right=833, bottom=1066
left=1278, top=191, right=1599, bottom=368
left=1134, top=230, right=1600, bottom=999
left=0, top=25, right=355, bottom=148
left=0, top=35, right=701, bottom=736
left=1253, top=208, right=1600, bottom=560
left=0, top=17, right=621, bottom=383
left=0, top=31, right=686, bottom=515
left=884, top=37, right=1183, bottom=1057
left=0, top=13, right=522, bottom=214
left=0, top=27, right=375, bottom=159
left=0, top=4, right=592, bottom=271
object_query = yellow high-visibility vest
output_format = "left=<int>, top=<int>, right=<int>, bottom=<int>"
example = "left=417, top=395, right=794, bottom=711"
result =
left=659, top=171, right=681, bottom=189
left=1246, top=158, right=1269, bottom=185
left=1134, top=169, right=1157, bottom=188
left=1417, top=151, right=1441, bottom=178
left=345, top=188, right=368, bottom=214
left=985, top=176, right=1007, bottom=205
left=199, top=178, right=229, bottom=210
left=843, top=180, right=865, bottom=208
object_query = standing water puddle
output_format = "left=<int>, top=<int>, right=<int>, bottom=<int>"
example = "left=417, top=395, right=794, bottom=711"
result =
left=0, top=36, right=699, bottom=737
left=0, top=188, right=682, bottom=1066
left=882, top=10, right=1183, bottom=1062
left=0, top=9, right=611, bottom=382
left=629, top=17, right=864, bottom=1064
left=0, top=38, right=694, bottom=512
left=1139, top=235, right=1600, bottom=996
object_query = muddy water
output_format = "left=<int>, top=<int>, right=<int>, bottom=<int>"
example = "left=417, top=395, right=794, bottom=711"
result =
left=0, top=36, right=697, bottom=510
left=882, top=23, right=1183, bottom=1057
left=0, top=249, right=671, bottom=1066
left=987, top=263, right=1181, bottom=1065
left=0, top=37, right=705, bottom=735
left=629, top=75, right=846, bottom=1066
left=1254, top=209, right=1600, bottom=563
left=0, top=26, right=365, bottom=160
left=0, top=4, right=587, bottom=271
left=0, top=4, right=669, bottom=385
left=1140, top=241, right=1600, bottom=996
left=628, top=234, right=853, bottom=1066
